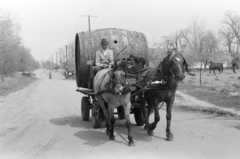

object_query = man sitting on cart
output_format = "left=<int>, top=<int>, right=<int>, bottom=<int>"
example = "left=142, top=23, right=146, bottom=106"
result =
left=89, top=38, right=114, bottom=89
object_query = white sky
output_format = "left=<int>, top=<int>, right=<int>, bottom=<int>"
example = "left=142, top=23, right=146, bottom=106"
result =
left=1, top=0, right=240, bottom=61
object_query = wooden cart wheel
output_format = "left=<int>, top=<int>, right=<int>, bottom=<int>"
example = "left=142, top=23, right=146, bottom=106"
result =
left=81, top=96, right=90, bottom=121
left=134, top=108, right=145, bottom=126
left=92, top=106, right=101, bottom=128
left=117, top=106, right=125, bottom=119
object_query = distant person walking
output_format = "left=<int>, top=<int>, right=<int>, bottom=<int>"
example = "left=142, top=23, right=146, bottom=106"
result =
left=49, top=71, right=52, bottom=79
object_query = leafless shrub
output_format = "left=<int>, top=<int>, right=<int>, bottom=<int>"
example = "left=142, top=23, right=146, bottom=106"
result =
left=232, top=83, right=240, bottom=89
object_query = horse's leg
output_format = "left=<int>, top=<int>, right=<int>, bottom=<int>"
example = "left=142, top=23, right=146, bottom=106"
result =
left=147, top=100, right=160, bottom=135
left=97, top=95, right=110, bottom=136
left=108, top=105, right=115, bottom=140
left=143, top=103, right=152, bottom=130
left=140, top=97, right=149, bottom=130
left=166, top=97, right=174, bottom=141
left=233, top=65, right=236, bottom=74
left=213, top=69, right=216, bottom=75
left=124, top=101, right=134, bottom=145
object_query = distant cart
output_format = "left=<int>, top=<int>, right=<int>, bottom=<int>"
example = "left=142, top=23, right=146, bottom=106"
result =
left=75, top=28, right=149, bottom=128
left=21, top=71, right=31, bottom=77
left=64, top=70, right=74, bottom=79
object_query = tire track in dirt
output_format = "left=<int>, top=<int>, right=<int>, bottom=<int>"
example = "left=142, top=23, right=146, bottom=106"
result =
left=0, top=126, right=18, bottom=137
left=1, top=117, right=41, bottom=149
left=23, top=132, right=60, bottom=159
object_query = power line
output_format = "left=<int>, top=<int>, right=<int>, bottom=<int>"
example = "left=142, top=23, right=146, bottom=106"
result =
left=90, top=18, right=98, bottom=30
left=75, top=14, right=90, bottom=33
left=81, top=15, right=97, bottom=31
left=82, top=0, right=124, bottom=32
left=78, top=17, right=87, bottom=32
left=74, top=0, right=124, bottom=33
left=90, top=0, right=117, bottom=15
left=96, top=0, right=124, bottom=16
left=82, top=0, right=108, bottom=15
left=74, top=0, right=106, bottom=33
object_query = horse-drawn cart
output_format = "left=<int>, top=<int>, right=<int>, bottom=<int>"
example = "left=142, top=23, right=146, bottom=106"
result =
left=75, top=28, right=149, bottom=128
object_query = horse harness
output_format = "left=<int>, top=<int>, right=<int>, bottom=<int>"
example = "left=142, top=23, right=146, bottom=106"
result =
left=96, top=69, right=131, bottom=95
left=131, top=55, right=182, bottom=97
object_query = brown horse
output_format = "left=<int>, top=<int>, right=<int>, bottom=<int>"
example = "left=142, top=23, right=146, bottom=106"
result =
left=93, top=61, right=133, bottom=145
left=208, top=61, right=223, bottom=75
left=133, top=51, right=194, bottom=141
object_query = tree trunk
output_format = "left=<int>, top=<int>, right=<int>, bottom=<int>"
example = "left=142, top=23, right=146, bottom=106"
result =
left=199, top=60, right=202, bottom=86
left=203, top=60, right=208, bottom=71
left=1, top=75, right=4, bottom=83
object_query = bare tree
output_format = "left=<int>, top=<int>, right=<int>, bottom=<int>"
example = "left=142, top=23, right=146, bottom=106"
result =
left=0, top=10, right=39, bottom=81
left=67, top=40, right=75, bottom=58
left=219, top=27, right=235, bottom=57
left=222, top=11, right=240, bottom=58
left=183, top=19, right=207, bottom=85
left=201, top=30, right=222, bottom=70
left=160, top=30, right=187, bottom=53
left=58, top=47, right=65, bottom=67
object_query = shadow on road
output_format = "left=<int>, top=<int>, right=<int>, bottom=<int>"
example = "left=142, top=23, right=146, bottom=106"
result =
left=74, top=130, right=109, bottom=147
left=49, top=115, right=92, bottom=129
left=49, top=116, right=166, bottom=146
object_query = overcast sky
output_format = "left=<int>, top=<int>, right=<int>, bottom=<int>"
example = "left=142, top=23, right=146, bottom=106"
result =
left=2, top=0, right=240, bottom=61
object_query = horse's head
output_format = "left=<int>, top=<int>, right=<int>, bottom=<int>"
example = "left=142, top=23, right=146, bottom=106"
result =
left=161, top=51, right=193, bottom=82
left=112, top=61, right=128, bottom=95
left=128, top=55, right=146, bottom=72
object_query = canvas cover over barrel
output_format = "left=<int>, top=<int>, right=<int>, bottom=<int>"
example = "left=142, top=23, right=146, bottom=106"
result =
left=75, top=28, right=149, bottom=88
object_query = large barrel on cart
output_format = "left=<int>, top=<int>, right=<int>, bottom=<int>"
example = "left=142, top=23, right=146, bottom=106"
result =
left=75, top=28, right=149, bottom=88
left=75, top=28, right=149, bottom=127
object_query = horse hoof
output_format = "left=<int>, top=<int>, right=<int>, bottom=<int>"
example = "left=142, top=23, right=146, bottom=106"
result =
left=109, top=136, right=115, bottom=140
left=144, top=125, right=147, bottom=130
left=147, top=130, right=154, bottom=136
left=166, top=134, right=174, bottom=141
left=128, top=141, right=135, bottom=146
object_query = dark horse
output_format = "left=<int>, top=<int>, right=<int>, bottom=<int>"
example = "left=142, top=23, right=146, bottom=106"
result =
left=132, top=51, right=194, bottom=141
left=208, top=61, right=223, bottom=75
left=232, top=57, right=239, bottom=74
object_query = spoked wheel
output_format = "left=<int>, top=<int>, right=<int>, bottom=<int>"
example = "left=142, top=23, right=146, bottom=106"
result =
left=91, top=106, right=102, bottom=128
left=81, top=96, right=90, bottom=121
left=117, top=106, right=125, bottom=119
left=134, top=108, right=145, bottom=126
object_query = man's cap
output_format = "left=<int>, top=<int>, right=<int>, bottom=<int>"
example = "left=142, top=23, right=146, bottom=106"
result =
left=101, top=39, right=109, bottom=45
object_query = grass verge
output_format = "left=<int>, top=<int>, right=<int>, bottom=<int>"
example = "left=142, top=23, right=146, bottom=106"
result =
left=178, top=82, right=240, bottom=111
left=174, top=104, right=240, bottom=119
left=0, top=72, right=37, bottom=96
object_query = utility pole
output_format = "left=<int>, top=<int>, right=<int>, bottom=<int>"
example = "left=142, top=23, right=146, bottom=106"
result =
left=56, top=52, right=58, bottom=66
left=49, top=58, right=51, bottom=70
left=65, top=45, right=68, bottom=69
left=81, top=15, right=97, bottom=31
left=52, top=55, right=53, bottom=70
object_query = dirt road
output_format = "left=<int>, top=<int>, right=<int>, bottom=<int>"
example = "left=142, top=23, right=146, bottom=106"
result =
left=0, top=69, right=240, bottom=159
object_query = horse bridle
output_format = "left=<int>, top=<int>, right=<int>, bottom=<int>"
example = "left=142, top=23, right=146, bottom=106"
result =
left=160, top=55, right=185, bottom=81
left=111, top=68, right=128, bottom=87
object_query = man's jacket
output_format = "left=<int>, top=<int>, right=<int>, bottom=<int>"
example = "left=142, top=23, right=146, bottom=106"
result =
left=95, top=49, right=114, bottom=67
